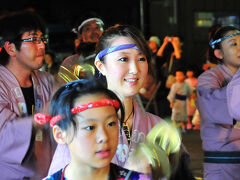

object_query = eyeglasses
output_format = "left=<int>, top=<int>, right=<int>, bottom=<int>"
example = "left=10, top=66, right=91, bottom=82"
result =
left=21, top=37, right=48, bottom=44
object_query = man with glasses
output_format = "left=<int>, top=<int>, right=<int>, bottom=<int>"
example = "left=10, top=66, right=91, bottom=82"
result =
left=0, top=10, right=56, bottom=179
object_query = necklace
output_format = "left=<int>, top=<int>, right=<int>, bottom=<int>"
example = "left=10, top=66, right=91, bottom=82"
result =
left=123, top=108, right=134, bottom=143
left=123, top=109, right=133, bottom=124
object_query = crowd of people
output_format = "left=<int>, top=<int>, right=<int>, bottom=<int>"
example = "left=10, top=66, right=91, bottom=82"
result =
left=1, top=8, right=240, bottom=180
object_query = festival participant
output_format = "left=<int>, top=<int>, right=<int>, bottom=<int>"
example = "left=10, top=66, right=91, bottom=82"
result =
left=35, top=79, right=150, bottom=179
left=0, top=10, right=56, bottom=179
left=58, top=12, right=104, bottom=83
left=196, top=25, right=240, bottom=180
left=167, top=70, right=191, bottom=132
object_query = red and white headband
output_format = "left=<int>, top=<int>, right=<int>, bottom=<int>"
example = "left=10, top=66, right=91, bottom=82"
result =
left=34, top=99, right=120, bottom=127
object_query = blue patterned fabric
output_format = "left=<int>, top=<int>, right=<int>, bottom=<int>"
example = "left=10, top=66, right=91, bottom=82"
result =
left=43, top=163, right=150, bottom=180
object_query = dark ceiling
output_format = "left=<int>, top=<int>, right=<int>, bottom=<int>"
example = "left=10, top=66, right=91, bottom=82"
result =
left=1, top=0, right=141, bottom=27
left=1, top=0, right=143, bottom=55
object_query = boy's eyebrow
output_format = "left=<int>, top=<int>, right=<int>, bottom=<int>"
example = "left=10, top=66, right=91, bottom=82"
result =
left=75, top=113, right=117, bottom=123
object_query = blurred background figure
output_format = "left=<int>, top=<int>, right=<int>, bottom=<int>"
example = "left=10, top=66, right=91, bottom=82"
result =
left=167, top=70, right=191, bottom=133
left=40, top=50, right=60, bottom=77
left=139, top=36, right=161, bottom=115
left=148, top=36, right=161, bottom=80
left=191, top=90, right=201, bottom=131
left=156, top=36, right=184, bottom=119
left=185, top=70, right=198, bottom=130
left=57, top=11, right=104, bottom=83
left=157, top=36, right=183, bottom=89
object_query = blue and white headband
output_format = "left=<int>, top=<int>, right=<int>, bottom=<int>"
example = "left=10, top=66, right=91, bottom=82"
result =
left=95, top=44, right=139, bottom=62
left=209, top=31, right=240, bottom=49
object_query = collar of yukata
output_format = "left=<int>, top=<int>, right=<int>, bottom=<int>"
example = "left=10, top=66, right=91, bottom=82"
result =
left=210, top=30, right=240, bottom=49
left=95, top=44, right=139, bottom=62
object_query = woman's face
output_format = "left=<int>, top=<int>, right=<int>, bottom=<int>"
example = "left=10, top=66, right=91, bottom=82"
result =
left=68, top=93, right=119, bottom=169
left=100, top=37, right=148, bottom=98
left=220, top=30, right=240, bottom=72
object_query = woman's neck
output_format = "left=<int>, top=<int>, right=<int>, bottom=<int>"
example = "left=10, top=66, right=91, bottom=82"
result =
left=65, top=162, right=110, bottom=180
left=225, top=64, right=239, bottom=74
left=121, top=96, right=134, bottom=128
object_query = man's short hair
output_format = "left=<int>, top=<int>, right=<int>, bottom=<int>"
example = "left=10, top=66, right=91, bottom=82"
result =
left=0, top=10, right=46, bottom=65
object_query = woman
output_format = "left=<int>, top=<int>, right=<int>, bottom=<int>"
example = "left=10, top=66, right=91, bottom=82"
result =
left=196, top=25, right=240, bottom=180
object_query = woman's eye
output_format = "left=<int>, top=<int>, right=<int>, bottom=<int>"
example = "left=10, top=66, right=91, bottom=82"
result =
left=85, top=126, right=95, bottom=131
left=138, top=57, right=146, bottom=61
left=229, top=40, right=237, bottom=47
left=118, top=57, right=127, bottom=62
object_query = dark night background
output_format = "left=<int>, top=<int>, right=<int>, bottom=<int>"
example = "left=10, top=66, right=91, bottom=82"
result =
left=1, top=0, right=240, bottom=76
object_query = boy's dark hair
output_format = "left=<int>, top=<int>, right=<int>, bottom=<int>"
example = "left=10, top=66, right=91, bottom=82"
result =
left=49, top=78, right=125, bottom=137
left=0, top=10, right=46, bottom=65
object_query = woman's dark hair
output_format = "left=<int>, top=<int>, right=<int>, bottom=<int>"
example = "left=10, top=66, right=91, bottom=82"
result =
left=95, top=24, right=151, bottom=63
left=208, top=25, right=239, bottom=64
left=0, top=10, right=46, bottom=65
left=49, top=78, right=125, bottom=136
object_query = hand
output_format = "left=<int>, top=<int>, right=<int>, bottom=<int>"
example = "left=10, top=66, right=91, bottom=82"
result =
left=171, top=37, right=180, bottom=47
left=33, top=102, right=50, bottom=128
left=163, top=36, right=170, bottom=45
left=202, top=64, right=210, bottom=71
left=171, top=37, right=182, bottom=59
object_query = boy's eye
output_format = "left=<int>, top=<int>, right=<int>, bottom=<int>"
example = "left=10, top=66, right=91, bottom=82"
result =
left=108, top=121, right=117, bottom=127
left=85, top=126, right=95, bottom=131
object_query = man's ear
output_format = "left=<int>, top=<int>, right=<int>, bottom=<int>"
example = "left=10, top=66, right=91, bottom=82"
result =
left=94, top=59, right=106, bottom=76
left=214, top=49, right=224, bottom=60
left=4, top=42, right=17, bottom=57
left=52, top=125, right=67, bottom=145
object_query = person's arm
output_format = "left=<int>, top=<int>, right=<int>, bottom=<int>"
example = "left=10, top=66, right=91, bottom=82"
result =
left=171, top=37, right=182, bottom=59
left=196, top=70, right=233, bottom=125
left=157, top=36, right=169, bottom=57
left=227, top=69, right=240, bottom=121
left=167, top=84, right=176, bottom=108
left=0, top=88, right=33, bottom=164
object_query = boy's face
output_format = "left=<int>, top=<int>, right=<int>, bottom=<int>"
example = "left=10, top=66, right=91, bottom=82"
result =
left=186, top=71, right=193, bottom=78
left=68, top=93, right=119, bottom=169
left=175, top=71, right=185, bottom=82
